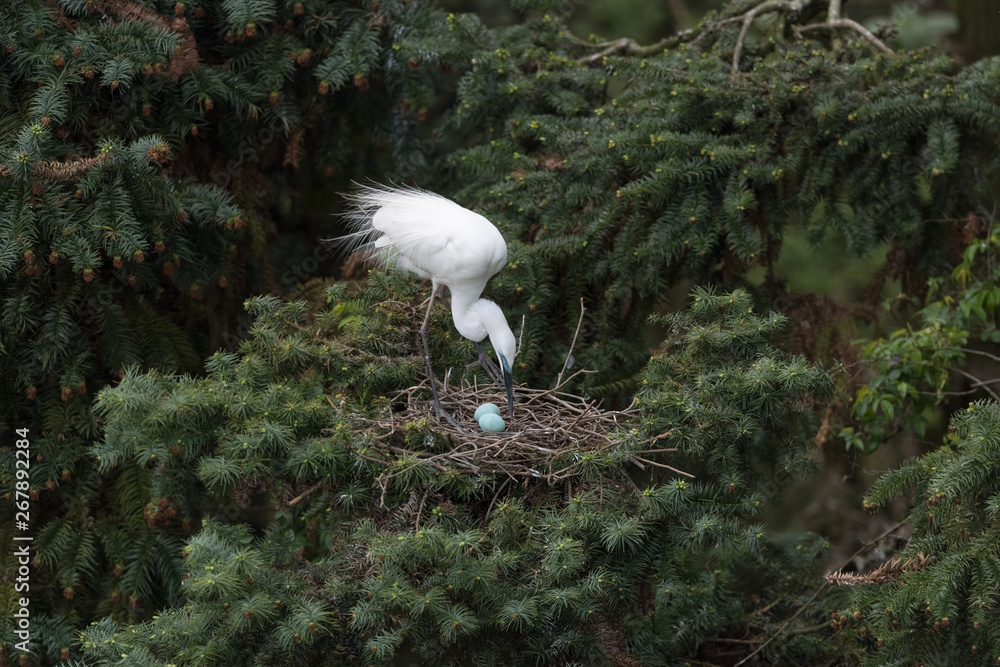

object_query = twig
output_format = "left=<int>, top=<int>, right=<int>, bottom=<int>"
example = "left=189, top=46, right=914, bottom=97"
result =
left=623, top=472, right=644, bottom=496
left=916, top=379, right=1000, bottom=398
left=638, top=431, right=674, bottom=446
left=414, top=486, right=430, bottom=530
left=486, top=477, right=512, bottom=519
left=631, top=455, right=694, bottom=478
left=946, top=346, right=1000, bottom=366
left=731, top=1, right=809, bottom=77
left=285, top=480, right=325, bottom=507
left=794, top=18, right=895, bottom=57
left=528, top=369, right=597, bottom=405
left=733, top=576, right=823, bottom=664
left=576, top=36, right=678, bottom=64
left=377, top=475, right=388, bottom=508
left=555, top=298, right=586, bottom=390
left=515, top=314, right=525, bottom=362
left=953, top=367, right=1000, bottom=401
left=732, top=8, right=758, bottom=76
left=788, top=621, right=838, bottom=635
left=691, top=15, right=746, bottom=47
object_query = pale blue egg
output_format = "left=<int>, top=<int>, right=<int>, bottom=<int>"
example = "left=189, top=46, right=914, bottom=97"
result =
left=478, top=412, right=505, bottom=432
left=474, top=403, right=501, bottom=420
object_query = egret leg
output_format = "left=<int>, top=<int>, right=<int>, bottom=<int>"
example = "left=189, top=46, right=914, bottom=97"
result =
left=420, top=287, right=463, bottom=430
left=471, top=341, right=503, bottom=385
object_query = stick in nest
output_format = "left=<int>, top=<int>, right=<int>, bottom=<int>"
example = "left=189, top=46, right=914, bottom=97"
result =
left=555, top=297, right=586, bottom=390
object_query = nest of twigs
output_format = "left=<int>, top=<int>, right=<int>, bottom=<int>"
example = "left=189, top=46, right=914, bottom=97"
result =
left=352, top=374, right=642, bottom=484
left=335, top=301, right=690, bottom=491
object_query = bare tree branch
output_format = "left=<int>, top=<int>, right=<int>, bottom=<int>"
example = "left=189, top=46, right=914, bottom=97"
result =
left=730, top=1, right=811, bottom=76
left=795, top=18, right=895, bottom=58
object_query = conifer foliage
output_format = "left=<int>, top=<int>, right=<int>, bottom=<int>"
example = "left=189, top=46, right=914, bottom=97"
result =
left=420, top=2, right=1000, bottom=395
left=835, top=222, right=1000, bottom=664
left=4, top=0, right=1000, bottom=664
left=0, top=1, right=452, bottom=656
left=841, top=400, right=1000, bottom=667
left=78, top=286, right=841, bottom=665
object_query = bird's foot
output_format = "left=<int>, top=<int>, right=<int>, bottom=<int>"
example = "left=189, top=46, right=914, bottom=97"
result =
left=425, top=373, right=464, bottom=430
left=433, top=402, right=464, bottom=430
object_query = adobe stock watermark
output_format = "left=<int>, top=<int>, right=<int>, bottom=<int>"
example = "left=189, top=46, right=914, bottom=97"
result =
left=11, top=427, right=35, bottom=658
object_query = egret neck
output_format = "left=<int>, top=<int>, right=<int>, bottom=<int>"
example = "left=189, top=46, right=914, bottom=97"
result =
left=452, top=295, right=516, bottom=417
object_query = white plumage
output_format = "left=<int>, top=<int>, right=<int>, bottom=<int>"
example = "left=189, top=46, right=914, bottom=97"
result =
left=340, top=185, right=516, bottom=421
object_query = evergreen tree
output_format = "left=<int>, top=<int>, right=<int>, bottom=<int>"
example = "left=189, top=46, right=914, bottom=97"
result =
left=841, top=400, right=1000, bottom=666
left=405, top=1, right=1000, bottom=397
left=2, top=0, right=1000, bottom=663
left=835, top=222, right=1000, bottom=664
left=77, top=286, right=843, bottom=665
left=1, top=0, right=452, bottom=660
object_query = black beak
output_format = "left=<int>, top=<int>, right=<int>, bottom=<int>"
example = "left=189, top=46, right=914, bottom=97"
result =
left=503, top=370, right=514, bottom=419
left=497, top=353, right=514, bottom=419
left=503, top=366, right=515, bottom=419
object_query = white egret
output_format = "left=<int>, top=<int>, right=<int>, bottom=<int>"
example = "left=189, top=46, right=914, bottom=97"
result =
left=339, top=185, right=516, bottom=424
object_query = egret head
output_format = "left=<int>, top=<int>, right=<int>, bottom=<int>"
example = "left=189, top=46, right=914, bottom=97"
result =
left=489, top=325, right=516, bottom=419
left=460, top=299, right=517, bottom=417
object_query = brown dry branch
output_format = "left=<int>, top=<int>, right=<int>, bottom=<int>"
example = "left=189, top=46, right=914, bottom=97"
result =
left=825, top=552, right=931, bottom=587
left=34, top=153, right=111, bottom=181
left=572, top=0, right=802, bottom=67
left=281, top=479, right=326, bottom=509
left=344, top=375, right=689, bottom=497
left=555, top=297, right=586, bottom=389
left=0, top=153, right=112, bottom=181
left=573, top=0, right=892, bottom=74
